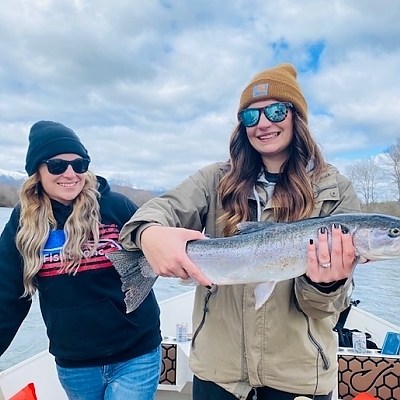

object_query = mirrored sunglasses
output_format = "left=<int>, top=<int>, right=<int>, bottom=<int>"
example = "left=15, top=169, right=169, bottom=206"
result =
left=238, top=102, right=293, bottom=127
left=41, top=158, right=90, bottom=175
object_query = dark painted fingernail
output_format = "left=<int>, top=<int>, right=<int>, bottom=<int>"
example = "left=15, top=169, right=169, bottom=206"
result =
left=320, top=227, right=326, bottom=234
left=205, top=285, right=212, bottom=289
left=309, top=239, right=313, bottom=245
left=334, top=223, right=339, bottom=229
left=342, top=227, right=349, bottom=234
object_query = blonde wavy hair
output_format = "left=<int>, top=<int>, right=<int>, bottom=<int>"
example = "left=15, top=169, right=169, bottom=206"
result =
left=218, top=112, right=326, bottom=236
left=16, top=170, right=101, bottom=297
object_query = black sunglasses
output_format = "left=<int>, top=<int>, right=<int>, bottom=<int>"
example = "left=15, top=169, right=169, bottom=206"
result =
left=237, top=102, right=293, bottom=127
left=41, top=158, right=90, bottom=175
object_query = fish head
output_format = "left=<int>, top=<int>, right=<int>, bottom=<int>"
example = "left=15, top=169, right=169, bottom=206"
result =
left=352, top=214, right=400, bottom=261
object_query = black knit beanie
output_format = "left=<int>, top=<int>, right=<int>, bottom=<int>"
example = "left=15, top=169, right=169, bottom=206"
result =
left=25, top=121, right=90, bottom=176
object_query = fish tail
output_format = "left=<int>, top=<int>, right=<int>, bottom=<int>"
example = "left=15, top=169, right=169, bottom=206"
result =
left=106, top=249, right=158, bottom=313
left=122, top=272, right=158, bottom=313
left=106, top=249, right=143, bottom=277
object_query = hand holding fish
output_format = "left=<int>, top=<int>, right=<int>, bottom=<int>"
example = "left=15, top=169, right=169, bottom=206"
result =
left=110, top=213, right=400, bottom=313
left=140, top=225, right=212, bottom=287
left=306, top=224, right=358, bottom=283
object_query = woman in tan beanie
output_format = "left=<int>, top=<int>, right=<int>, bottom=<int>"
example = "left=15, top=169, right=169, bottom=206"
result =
left=120, top=64, right=361, bottom=399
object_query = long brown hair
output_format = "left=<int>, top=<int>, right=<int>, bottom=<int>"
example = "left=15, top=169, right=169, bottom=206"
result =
left=218, top=112, right=326, bottom=236
left=16, top=171, right=101, bottom=297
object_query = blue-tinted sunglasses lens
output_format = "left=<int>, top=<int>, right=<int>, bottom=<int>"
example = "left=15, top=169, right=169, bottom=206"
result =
left=265, top=103, right=289, bottom=122
left=43, top=158, right=90, bottom=175
left=238, top=103, right=291, bottom=127
left=239, top=109, right=261, bottom=127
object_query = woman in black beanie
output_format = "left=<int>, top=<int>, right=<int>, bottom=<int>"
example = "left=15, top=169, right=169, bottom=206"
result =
left=0, top=121, right=162, bottom=400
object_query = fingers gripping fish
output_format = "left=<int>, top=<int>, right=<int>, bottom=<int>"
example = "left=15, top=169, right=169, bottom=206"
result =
left=107, top=213, right=400, bottom=313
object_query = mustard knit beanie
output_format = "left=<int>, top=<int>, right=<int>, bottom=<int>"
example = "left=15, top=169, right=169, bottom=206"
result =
left=238, top=63, right=308, bottom=123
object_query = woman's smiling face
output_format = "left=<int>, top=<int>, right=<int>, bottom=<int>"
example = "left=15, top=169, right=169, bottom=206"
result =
left=38, top=153, right=86, bottom=205
left=245, top=99, right=294, bottom=172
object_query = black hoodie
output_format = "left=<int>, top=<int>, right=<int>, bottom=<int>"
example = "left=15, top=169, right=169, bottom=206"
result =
left=0, top=176, right=161, bottom=367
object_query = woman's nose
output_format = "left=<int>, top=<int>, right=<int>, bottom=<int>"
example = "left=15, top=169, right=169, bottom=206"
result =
left=62, top=165, right=76, bottom=176
left=257, top=112, right=273, bottom=127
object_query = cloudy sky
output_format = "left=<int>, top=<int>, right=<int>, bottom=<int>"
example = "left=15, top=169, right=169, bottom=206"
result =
left=1, top=0, right=399, bottom=190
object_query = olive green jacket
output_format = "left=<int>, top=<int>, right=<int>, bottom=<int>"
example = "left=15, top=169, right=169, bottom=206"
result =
left=120, top=162, right=361, bottom=399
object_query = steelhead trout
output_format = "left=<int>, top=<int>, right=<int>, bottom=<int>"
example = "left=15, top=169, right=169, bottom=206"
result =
left=107, top=213, right=400, bottom=313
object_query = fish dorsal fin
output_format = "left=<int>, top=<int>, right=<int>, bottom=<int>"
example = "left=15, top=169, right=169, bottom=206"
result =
left=254, top=281, right=277, bottom=309
left=236, top=221, right=277, bottom=235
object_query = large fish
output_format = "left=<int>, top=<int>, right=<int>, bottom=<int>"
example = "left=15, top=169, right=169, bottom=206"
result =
left=107, top=213, right=400, bottom=313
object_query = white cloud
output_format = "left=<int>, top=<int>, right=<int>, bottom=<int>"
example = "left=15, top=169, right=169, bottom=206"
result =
left=1, top=0, right=400, bottom=189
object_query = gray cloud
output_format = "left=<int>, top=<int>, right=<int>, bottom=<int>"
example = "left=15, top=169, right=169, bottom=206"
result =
left=1, top=0, right=400, bottom=189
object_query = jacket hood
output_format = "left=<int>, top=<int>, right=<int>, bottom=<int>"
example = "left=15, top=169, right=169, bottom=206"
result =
left=96, top=175, right=110, bottom=195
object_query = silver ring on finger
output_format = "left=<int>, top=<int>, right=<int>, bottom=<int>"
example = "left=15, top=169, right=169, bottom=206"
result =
left=319, top=262, right=331, bottom=268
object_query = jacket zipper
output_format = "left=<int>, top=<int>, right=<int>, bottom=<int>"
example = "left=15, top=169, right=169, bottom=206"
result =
left=294, top=296, right=330, bottom=370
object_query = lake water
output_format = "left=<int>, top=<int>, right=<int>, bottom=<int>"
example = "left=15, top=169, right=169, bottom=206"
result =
left=0, top=207, right=399, bottom=372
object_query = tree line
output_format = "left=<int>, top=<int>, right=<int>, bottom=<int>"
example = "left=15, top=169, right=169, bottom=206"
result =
left=0, top=183, right=19, bottom=208
left=345, top=138, right=400, bottom=215
left=1, top=139, right=400, bottom=217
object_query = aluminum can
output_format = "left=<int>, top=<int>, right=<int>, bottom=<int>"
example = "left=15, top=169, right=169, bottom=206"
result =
left=352, top=331, right=367, bottom=353
left=176, top=322, right=188, bottom=342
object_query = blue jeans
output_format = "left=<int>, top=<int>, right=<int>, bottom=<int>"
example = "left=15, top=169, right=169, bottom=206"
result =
left=56, top=345, right=161, bottom=400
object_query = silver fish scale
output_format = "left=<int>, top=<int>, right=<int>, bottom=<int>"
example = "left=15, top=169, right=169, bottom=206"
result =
left=108, top=213, right=400, bottom=313
left=186, top=228, right=310, bottom=284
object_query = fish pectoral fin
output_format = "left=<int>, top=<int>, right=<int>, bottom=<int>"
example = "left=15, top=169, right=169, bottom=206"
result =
left=254, top=281, right=277, bottom=310
left=178, top=277, right=199, bottom=286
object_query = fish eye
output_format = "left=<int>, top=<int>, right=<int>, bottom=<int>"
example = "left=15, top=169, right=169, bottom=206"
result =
left=389, top=227, right=400, bottom=237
